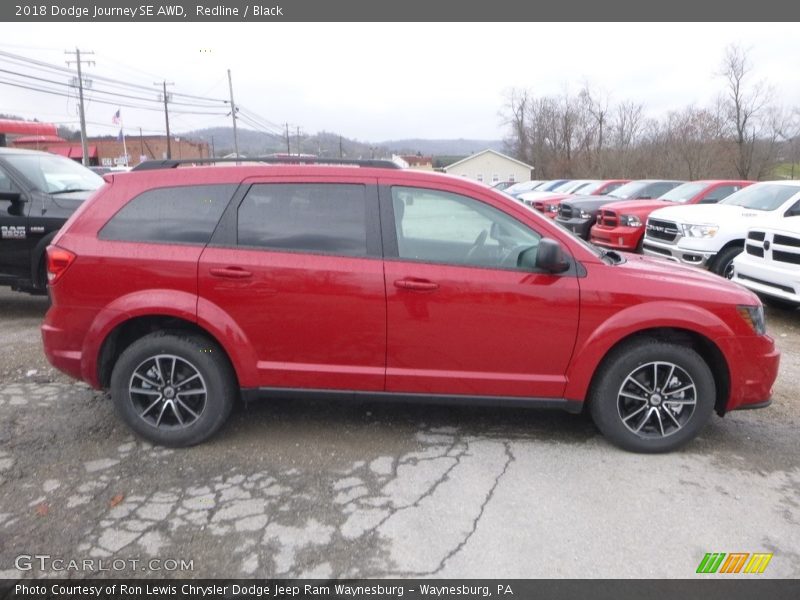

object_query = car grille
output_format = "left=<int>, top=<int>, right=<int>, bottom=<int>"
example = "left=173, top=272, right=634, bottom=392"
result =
left=646, top=219, right=680, bottom=242
left=745, top=230, right=800, bottom=265
left=559, top=205, right=573, bottom=219
left=597, top=209, right=618, bottom=227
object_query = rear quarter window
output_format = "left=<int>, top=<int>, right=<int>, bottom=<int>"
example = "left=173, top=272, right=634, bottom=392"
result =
left=98, top=184, right=235, bottom=244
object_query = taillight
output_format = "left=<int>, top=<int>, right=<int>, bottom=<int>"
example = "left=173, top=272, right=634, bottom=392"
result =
left=46, top=246, right=76, bottom=285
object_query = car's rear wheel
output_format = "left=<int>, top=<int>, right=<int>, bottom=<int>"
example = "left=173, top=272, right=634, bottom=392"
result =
left=110, top=331, right=236, bottom=447
left=589, top=340, right=715, bottom=453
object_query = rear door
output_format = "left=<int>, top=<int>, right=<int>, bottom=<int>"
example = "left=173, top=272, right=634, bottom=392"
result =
left=198, top=176, right=386, bottom=391
left=379, top=179, right=580, bottom=399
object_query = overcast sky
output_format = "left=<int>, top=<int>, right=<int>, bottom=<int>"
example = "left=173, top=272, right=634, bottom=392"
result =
left=1, top=23, right=798, bottom=142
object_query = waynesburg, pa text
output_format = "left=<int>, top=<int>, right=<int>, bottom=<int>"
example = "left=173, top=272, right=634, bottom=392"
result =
left=14, top=583, right=513, bottom=598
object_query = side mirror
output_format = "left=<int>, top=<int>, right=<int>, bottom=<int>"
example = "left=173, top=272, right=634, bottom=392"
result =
left=0, top=191, right=23, bottom=202
left=533, top=238, right=570, bottom=273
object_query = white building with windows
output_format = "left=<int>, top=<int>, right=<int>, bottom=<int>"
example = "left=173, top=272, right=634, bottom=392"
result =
left=443, top=149, right=534, bottom=185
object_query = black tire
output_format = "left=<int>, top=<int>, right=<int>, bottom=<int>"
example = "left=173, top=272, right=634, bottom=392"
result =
left=711, top=246, right=742, bottom=279
left=589, top=340, right=716, bottom=453
left=110, top=331, right=236, bottom=447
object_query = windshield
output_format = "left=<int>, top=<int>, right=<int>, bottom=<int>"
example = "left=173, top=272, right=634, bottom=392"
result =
left=606, top=181, right=650, bottom=199
left=658, top=182, right=708, bottom=203
left=551, top=181, right=576, bottom=193
left=5, top=154, right=104, bottom=194
left=575, top=181, right=606, bottom=195
left=719, top=183, right=799, bottom=211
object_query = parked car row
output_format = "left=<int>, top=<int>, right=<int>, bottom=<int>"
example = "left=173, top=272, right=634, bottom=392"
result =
left=513, top=175, right=800, bottom=308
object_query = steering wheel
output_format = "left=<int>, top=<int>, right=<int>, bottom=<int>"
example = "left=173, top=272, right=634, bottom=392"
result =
left=465, top=229, right=488, bottom=262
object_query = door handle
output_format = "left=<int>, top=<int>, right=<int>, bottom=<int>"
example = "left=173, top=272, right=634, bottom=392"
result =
left=394, top=278, right=439, bottom=291
left=209, top=267, right=253, bottom=279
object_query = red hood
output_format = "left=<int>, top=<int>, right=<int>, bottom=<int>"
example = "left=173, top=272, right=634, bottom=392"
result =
left=600, top=199, right=671, bottom=215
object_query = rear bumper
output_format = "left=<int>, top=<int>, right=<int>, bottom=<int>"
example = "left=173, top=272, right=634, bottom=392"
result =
left=717, top=334, right=780, bottom=412
left=41, top=304, right=102, bottom=388
left=591, top=225, right=644, bottom=250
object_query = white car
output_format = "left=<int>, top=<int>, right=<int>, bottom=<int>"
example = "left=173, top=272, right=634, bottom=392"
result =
left=733, top=218, right=800, bottom=308
left=643, top=181, right=800, bottom=278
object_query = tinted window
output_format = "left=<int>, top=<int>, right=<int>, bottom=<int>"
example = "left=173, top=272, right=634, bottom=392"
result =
left=238, top=183, right=367, bottom=256
left=645, top=182, right=680, bottom=198
left=99, top=184, right=234, bottom=244
left=701, top=185, right=740, bottom=203
left=392, top=186, right=540, bottom=269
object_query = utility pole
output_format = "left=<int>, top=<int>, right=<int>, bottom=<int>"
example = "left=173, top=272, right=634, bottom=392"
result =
left=296, top=126, right=301, bottom=156
left=154, top=80, right=174, bottom=159
left=211, top=135, right=216, bottom=158
left=227, top=69, right=240, bottom=159
left=339, top=135, right=343, bottom=158
left=139, top=127, right=144, bottom=159
left=285, top=123, right=290, bottom=154
left=65, top=47, right=94, bottom=166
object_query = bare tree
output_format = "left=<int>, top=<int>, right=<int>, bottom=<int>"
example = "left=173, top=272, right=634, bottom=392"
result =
left=719, top=44, right=769, bottom=179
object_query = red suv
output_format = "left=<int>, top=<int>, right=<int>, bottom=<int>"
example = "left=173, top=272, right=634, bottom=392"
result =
left=42, top=159, right=779, bottom=452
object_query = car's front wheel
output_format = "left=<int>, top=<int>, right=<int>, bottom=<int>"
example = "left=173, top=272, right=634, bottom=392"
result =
left=589, top=340, right=716, bottom=453
left=110, top=331, right=236, bottom=447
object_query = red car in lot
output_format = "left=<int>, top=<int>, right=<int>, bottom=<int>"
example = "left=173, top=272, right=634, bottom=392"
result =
left=591, top=180, right=753, bottom=252
left=528, top=179, right=631, bottom=217
left=42, top=159, right=778, bottom=453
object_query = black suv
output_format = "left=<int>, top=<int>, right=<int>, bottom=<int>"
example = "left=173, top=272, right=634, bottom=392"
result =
left=0, top=147, right=103, bottom=294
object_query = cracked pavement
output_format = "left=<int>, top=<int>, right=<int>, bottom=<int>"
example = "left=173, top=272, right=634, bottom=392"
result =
left=0, top=288, right=798, bottom=578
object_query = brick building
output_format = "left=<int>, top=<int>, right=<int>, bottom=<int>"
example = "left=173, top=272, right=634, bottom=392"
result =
left=11, top=135, right=210, bottom=167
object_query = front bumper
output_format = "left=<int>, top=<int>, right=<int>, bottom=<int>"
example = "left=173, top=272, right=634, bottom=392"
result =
left=555, top=217, right=593, bottom=240
left=716, top=333, right=780, bottom=412
left=733, top=254, right=800, bottom=306
left=591, top=225, right=645, bottom=250
left=642, top=237, right=717, bottom=268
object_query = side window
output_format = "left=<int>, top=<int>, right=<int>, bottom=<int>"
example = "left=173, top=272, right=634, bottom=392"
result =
left=648, top=182, right=677, bottom=198
left=785, top=200, right=800, bottom=218
left=0, top=166, right=21, bottom=217
left=99, top=184, right=235, bottom=244
left=238, top=183, right=367, bottom=256
left=391, top=186, right=541, bottom=270
left=701, top=185, right=738, bottom=204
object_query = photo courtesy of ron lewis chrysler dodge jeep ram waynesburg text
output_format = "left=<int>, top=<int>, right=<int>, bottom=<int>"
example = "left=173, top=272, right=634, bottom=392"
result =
left=41, top=159, right=780, bottom=453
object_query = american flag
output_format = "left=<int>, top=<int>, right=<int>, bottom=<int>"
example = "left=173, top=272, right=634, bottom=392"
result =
left=112, top=109, right=121, bottom=125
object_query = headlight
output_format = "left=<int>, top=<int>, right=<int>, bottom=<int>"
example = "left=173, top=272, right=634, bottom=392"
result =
left=579, top=210, right=592, bottom=219
left=737, top=305, right=766, bottom=335
left=547, top=204, right=557, bottom=212
left=682, top=223, right=719, bottom=238
left=620, top=215, right=642, bottom=227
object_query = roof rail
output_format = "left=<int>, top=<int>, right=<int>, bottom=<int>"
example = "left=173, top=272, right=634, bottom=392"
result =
left=131, top=157, right=402, bottom=171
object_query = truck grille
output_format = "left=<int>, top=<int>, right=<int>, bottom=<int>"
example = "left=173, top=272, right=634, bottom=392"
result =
left=745, top=230, right=800, bottom=265
left=559, top=205, right=573, bottom=219
left=597, top=209, right=618, bottom=227
left=646, top=219, right=680, bottom=242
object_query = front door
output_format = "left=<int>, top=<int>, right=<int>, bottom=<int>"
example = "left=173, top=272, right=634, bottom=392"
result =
left=381, top=183, right=580, bottom=399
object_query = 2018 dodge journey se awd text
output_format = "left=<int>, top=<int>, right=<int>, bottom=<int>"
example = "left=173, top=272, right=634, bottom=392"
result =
left=41, top=158, right=780, bottom=453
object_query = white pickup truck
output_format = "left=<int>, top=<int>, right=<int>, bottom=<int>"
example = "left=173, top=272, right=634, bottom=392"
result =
left=733, top=218, right=800, bottom=308
left=643, top=181, right=800, bottom=278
